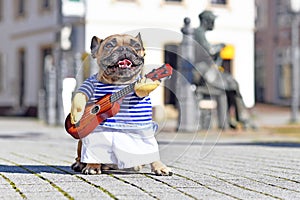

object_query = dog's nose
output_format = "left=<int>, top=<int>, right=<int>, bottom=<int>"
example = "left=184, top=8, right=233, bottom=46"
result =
left=117, top=46, right=129, bottom=52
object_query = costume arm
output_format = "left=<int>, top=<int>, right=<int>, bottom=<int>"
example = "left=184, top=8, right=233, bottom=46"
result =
left=134, top=78, right=160, bottom=98
left=70, top=77, right=94, bottom=124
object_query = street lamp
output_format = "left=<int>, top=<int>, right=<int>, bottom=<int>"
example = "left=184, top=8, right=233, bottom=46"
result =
left=290, top=0, right=300, bottom=123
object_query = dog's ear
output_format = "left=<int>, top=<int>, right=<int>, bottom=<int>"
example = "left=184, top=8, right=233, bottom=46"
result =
left=135, top=33, right=144, bottom=47
left=135, top=32, right=145, bottom=57
left=90, top=36, right=103, bottom=58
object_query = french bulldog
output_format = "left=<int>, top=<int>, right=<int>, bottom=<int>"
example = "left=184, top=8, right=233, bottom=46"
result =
left=70, top=33, right=172, bottom=176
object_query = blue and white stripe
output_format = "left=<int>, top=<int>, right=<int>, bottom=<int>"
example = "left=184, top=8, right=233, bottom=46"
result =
left=78, top=74, right=153, bottom=127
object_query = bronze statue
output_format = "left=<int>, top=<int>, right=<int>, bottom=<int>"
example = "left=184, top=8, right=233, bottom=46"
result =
left=193, top=10, right=253, bottom=129
left=194, top=10, right=225, bottom=66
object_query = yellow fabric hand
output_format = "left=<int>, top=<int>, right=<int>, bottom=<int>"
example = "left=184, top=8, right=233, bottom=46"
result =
left=134, top=78, right=160, bottom=98
left=70, top=92, right=87, bottom=124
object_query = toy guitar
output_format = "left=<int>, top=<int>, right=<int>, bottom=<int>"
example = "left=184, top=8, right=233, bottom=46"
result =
left=65, top=64, right=173, bottom=139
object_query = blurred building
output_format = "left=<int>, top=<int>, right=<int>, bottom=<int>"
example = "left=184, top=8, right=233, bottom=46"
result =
left=0, top=0, right=85, bottom=117
left=255, top=0, right=299, bottom=106
left=0, top=0, right=255, bottom=118
left=0, top=0, right=59, bottom=116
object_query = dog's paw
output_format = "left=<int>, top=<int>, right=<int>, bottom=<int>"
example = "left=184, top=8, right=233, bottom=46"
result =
left=71, top=160, right=86, bottom=172
left=82, top=164, right=101, bottom=175
left=132, top=165, right=144, bottom=172
left=151, top=161, right=173, bottom=176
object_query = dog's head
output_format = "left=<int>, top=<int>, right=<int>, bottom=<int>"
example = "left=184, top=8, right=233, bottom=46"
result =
left=90, top=33, right=145, bottom=84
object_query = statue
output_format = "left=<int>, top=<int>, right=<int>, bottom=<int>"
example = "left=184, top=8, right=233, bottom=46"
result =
left=194, top=10, right=225, bottom=66
left=193, top=10, right=253, bottom=129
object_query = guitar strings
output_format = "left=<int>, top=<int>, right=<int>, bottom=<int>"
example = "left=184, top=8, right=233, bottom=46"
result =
left=75, top=78, right=151, bottom=124
left=71, top=65, right=170, bottom=132
left=73, top=85, right=135, bottom=132
left=75, top=84, right=147, bottom=126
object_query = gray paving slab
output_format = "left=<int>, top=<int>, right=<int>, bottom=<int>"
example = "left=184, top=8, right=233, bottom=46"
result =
left=0, top=117, right=300, bottom=199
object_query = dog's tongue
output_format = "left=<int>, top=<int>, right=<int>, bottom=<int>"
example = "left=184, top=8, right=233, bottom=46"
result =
left=118, top=59, right=132, bottom=68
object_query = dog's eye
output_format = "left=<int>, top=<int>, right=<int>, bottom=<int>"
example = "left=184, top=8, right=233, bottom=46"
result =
left=105, top=43, right=114, bottom=49
left=133, top=43, right=141, bottom=51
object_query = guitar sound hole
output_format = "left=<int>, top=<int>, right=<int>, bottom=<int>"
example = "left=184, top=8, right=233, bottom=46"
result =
left=91, top=105, right=100, bottom=114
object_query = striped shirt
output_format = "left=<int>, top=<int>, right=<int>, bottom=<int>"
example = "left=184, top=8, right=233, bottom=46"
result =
left=78, top=74, right=153, bottom=128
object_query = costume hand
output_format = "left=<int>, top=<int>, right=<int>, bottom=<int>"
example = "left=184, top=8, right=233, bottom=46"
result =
left=70, top=93, right=87, bottom=124
left=134, top=78, right=160, bottom=98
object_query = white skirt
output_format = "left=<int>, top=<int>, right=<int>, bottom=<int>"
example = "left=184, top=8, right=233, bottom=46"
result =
left=81, top=122, right=160, bottom=169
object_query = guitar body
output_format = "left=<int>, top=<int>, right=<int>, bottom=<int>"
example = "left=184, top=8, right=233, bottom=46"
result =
left=65, top=64, right=173, bottom=139
left=65, top=94, right=121, bottom=139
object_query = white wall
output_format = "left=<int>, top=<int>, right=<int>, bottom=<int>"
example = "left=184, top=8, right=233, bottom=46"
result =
left=85, top=0, right=255, bottom=108
left=0, top=0, right=255, bottom=110
left=204, top=0, right=256, bottom=107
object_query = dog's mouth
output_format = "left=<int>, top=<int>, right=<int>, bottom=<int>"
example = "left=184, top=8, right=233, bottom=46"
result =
left=118, top=59, right=132, bottom=69
left=106, top=58, right=141, bottom=72
left=100, top=51, right=144, bottom=83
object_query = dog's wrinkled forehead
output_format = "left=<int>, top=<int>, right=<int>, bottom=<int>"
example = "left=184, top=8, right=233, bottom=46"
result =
left=91, top=33, right=144, bottom=59
left=100, top=34, right=144, bottom=53
left=105, top=34, right=142, bottom=47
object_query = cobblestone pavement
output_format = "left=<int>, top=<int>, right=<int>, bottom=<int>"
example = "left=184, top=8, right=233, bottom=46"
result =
left=0, top=117, right=300, bottom=199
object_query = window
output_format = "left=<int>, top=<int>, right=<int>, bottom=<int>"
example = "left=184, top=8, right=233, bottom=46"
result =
left=40, top=0, right=52, bottom=11
left=163, top=0, right=183, bottom=5
left=15, top=0, right=26, bottom=18
left=278, top=64, right=291, bottom=99
left=255, top=51, right=265, bottom=102
left=276, top=48, right=292, bottom=99
left=276, top=0, right=291, bottom=27
left=255, top=1, right=268, bottom=29
left=18, top=48, right=26, bottom=107
left=114, top=0, right=139, bottom=3
left=0, top=0, right=3, bottom=21
left=211, top=0, right=227, bottom=5
left=40, top=46, right=52, bottom=90
left=113, top=0, right=138, bottom=2
left=0, top=53, right=3, bottom=92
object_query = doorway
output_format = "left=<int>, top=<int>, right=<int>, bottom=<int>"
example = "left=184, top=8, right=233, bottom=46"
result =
left=164, top=44, right=179, bottom=106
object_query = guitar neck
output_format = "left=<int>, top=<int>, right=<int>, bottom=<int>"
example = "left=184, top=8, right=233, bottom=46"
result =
left=110, top=82, right=135, bottom=103
left=109, top=64, right=172, bottom=103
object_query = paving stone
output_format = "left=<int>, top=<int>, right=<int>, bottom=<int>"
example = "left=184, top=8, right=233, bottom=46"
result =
left=1, top=117, right=300, bottom=199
